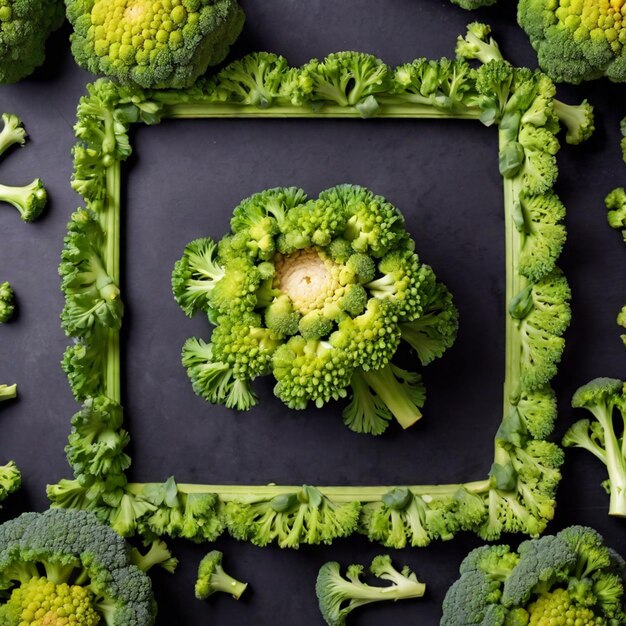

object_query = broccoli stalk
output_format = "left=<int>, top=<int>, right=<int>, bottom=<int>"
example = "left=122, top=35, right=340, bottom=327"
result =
left=316, top=555, right=425, bottom=626
left=195, top=550, right=248, bottom=600
left=563, top=379, right=626, bottom=517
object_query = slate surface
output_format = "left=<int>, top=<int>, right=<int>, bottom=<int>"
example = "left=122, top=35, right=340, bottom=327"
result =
left=0, top=1, right=625, bottom=624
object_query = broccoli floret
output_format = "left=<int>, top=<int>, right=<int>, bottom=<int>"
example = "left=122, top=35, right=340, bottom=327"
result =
left=0, top=113, right=26, bottom=157
left=175, top=185, right=456, bottom=433
left=0, top=1, right=64, bottom=83
left=66, top=0, right=245, bottom=89
left=0, top=383, right=16, bottom=402
left=518, top=0, right=626, bottom=84
left=552, top=99, right=595, bottom=145
left=456, top=22, right=503, bottom=65
left=618, top=306, right=626, bottom=347
left=606, top=187, right=626, bottom=242
left=316, top=556, right=425, bottom=626
left=442, top=526, right=626, bottom=625
left=563, top=378, right=626, bottom=517
left=0, top=281, right=14, bottom=322
left=451, top=0, right=498, bottom=9
left=195, top=550, right=247, bottom=600
left=0, top=509, right=158, bottom=625
left=0, top=460, right=21, bottom=504
left=0, top=178, right=46, bottom=222
left=130, top=540, right=179, bottom=574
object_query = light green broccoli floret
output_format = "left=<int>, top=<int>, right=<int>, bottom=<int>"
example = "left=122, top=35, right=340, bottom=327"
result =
left=0, top=281, right=14, bottom=322
left=518, top=0, right=626, bottom=83
left=316, top=555, right=425, bottom=626
left=0, top=178, right=46, bottom=222
left=0, top=383, right=16, bottom=402
left=0, top=113, right=26, bottom=157
left=66, top=0, right=245, bottom=89
left=605, top=187, right=626, bottom=241
left=0, top=1, right=65, bottom=83
left=195, top=550, right=247, bottom=600
left=451, top=0, right=498, bottom=8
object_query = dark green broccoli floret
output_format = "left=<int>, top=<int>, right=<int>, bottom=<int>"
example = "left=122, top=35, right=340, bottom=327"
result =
left=316, top=555, right=425, bottom=626
left=0, top=509, right=160, bottom=625
left=195, top=550, right=248, bottom=600
left=66, top=0, right=245, bottom=89
left=0, top=1, right=65, bottom=83
left=0, top=281, right=14, bottom=322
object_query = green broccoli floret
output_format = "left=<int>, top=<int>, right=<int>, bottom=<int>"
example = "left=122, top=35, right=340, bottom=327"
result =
left=195, top=550, right=248, bottom=600
left=456, top=22, right=503, bottom=65
left=0, top=178, right=46, bottom=222
left=451, top=0, right=498, bottom=9
left=563, top=378, right=626, bottom=517
left=442, top=526, right=626, bottom=625
left=618, top=306, right=626, bottom=347
left=0, top=460, right=21, bottom=504
left=0, top=383, right=16, bottom=401
left=0, top=113, right=26, bottom=157
left=518, top=0, right=626, bottom=83
left=606, top=187, right=626, bottom=242
left=0, top=281, right=14, bottom=322
left=130, top=539, right=179, bottom=574
left=0, top=1, right=64, bottom=83
left=316, top=556, right=425, bottom=626
left=0, top=509, right=159, bottom=625
left=174, top=185, right=457, bottom=434
left=552, top=99, right=595, bottom=145
left=66, top=0, right=245, bottom=89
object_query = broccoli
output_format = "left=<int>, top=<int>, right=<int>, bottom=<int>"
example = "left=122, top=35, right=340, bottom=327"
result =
left=195, top=550, right=248, bottom=600
left=66, top=0, right=245, bottom=89
left=130, top=539, right=179, bottom=574
left=563, top=378, right=626, bottom=517
left=0, top=281, right=14, bottom=322
left=173, top=185, right=458, bottom=434
left=0, top=178, right=46, bottom=222
left=451, top=0, right=497, bottom=8
left=0, top=383, right=16, bottom=402
left=316, top=555, right=425, bottom=626
left=606, top=187, right=626, bottom=242
left=0, top=0, right=64, bottom=83
left=0, top=509, right=162, bottom=625
left=441, top=526, right=626, bottom=625
left=0, top=460, right=20, bottom=505
left=518, top=0, right=626, bottom=83
left=0, top=113, right=26, bottom=157
left=619, top=306, right=626, bottom=347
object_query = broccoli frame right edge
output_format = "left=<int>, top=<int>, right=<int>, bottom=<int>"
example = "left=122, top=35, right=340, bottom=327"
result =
left=48, top=25, right=592, bottom=550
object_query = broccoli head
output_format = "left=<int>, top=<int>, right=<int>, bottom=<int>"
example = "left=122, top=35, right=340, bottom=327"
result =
left=518, top=0, right=626, bottom=83
left=316, top=555, right=425, bottom=626
left=66, top=0, right=245, bottom=89
left=0, top=281, right=14, bottom=323
left=441, top=526, right=626, bottom=625
left=173, top=185, right=458, bottom=434
left=0, top=509, right=160, bottom=625
left=195, top=550, right=248, bottom=600
left=0, top=0, right=64, bottom=83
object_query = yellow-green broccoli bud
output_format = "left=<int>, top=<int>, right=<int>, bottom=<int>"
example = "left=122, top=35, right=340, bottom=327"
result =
left=66, top=0, right=245, bottom=89
left=527, top=587, right=605, bottom=625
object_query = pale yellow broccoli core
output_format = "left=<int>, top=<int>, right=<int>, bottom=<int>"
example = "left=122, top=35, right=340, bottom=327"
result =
left=7, top=576, right=100, bottom=626
left=274, top=249, right=347, bottom=314
left=527, top=587, right=606, bottom=626
left=555, top=0, right=626, bottom=52
left=90, top=0, right=193, bottom=66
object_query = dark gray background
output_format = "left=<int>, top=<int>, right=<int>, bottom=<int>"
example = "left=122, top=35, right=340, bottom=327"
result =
left=0, top=1, right=625, bottom=624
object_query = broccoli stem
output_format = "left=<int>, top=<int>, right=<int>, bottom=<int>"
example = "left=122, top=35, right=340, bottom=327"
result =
left=503, top=176, right=525, bottom=418
left=162, top=102, right=482, bottom=119
left=126, top=479, right=491, bottom=503
left=103, top=154, right=121, bottom=404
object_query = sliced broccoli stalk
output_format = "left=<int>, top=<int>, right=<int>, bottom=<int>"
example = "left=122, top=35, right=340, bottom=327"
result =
left=0, top=114, right=27, bottom=157
left=316, top=556, right=425, bottom=626
left=563, top=378, right=626, bottom=517
left=0, top=178, right=47, bottom=222
left=195, top=550, right=248, bottom=600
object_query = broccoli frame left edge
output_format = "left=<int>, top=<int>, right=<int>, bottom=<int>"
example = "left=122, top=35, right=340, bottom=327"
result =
left=49, top=28, right=588, bottom=550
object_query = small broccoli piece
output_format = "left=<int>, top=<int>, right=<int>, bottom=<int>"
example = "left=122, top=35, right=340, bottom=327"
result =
left=552, top=99, right=595, bottom=145
left=0, top=509, right=158, bottom=625
left=0, top=178, right=46, bottom=222
left=606, top=187, right=626, bottom=242
left=0, top=460, right=21, bottom=504
left=0, top=1, right=65, bottom=83
left=618, top=306, right=626, bottom=347
left=0, top=113, right=26, bottom=157
left=451, top=0, right=498, bottom=8
left=442, top=526, right=626, bottom=625
left=563, top=378, right=626, bottom=517
left=195, top=550, right=248, bottom=600
left=0, top=281, right=14, bottom=322
left=456, top=22, right=503, bottom=65
left=66, top=0, right=245, bottom=89
left=316, top=556, right=425, bottom=626
left=0, top=383, right=16, bottom=401
left=518, top=0, right=626, bottom=84
left=130, top=540, right=179, bottom=574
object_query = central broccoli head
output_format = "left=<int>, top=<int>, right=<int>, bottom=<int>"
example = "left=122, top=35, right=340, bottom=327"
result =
left=173, top=185, right=459, bottom=434
left=66, top=0, right=245, bottom=89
